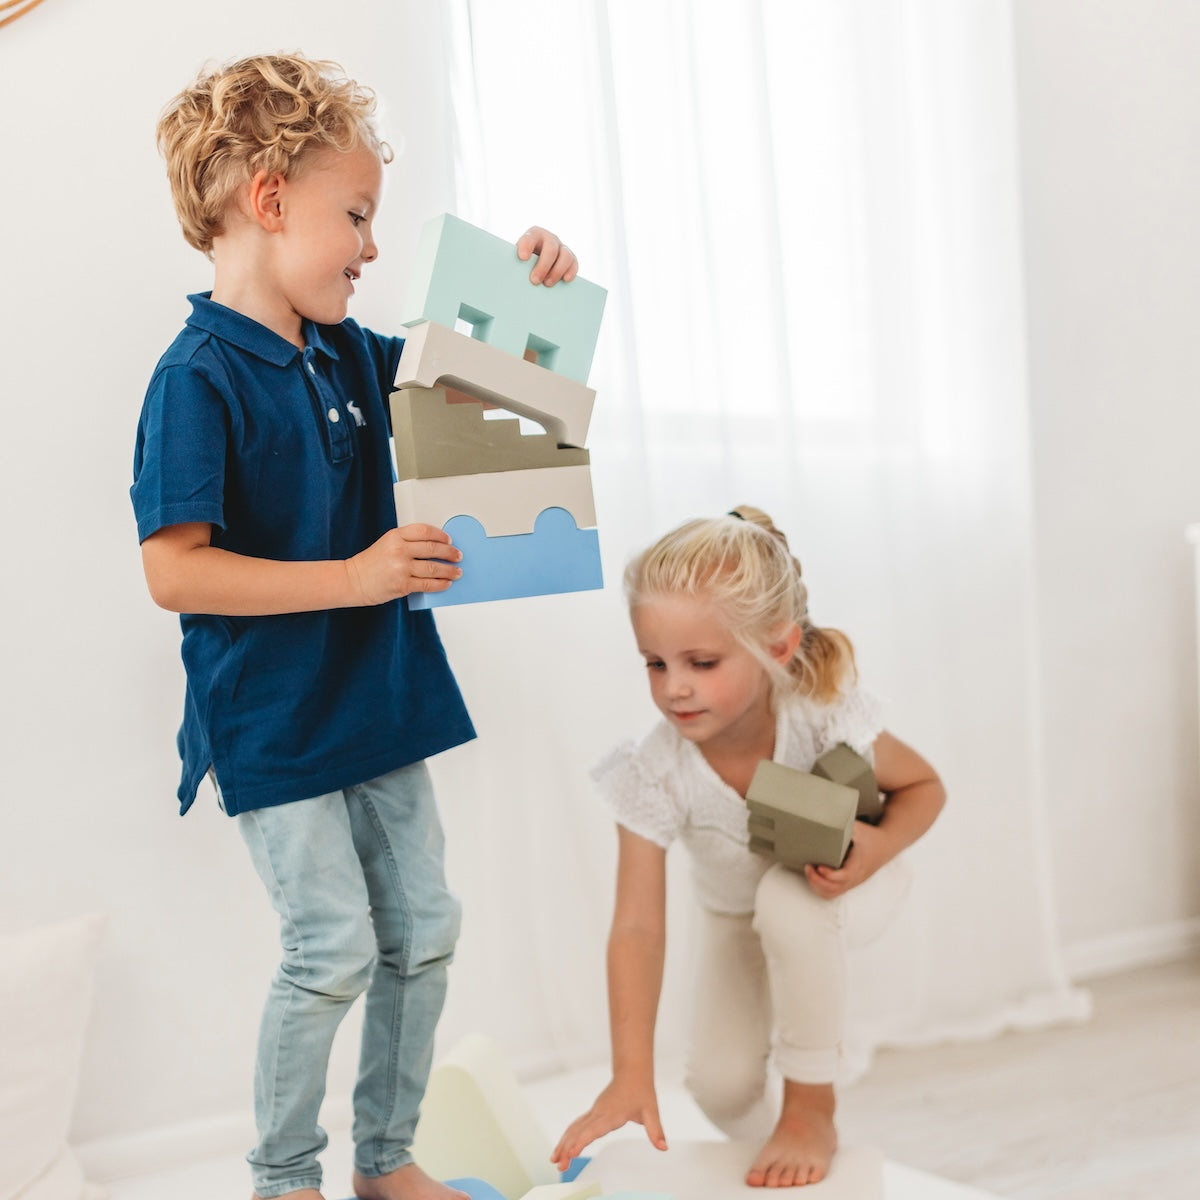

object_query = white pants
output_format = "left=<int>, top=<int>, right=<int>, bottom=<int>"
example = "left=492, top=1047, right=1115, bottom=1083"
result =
left=684, top=856, right=911, bottom=1140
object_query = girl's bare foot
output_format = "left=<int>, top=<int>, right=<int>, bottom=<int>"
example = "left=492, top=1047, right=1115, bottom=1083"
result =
left=352, top=1164, right=469, bottom=1200
left=745, top=1081, right=838, bottom=1188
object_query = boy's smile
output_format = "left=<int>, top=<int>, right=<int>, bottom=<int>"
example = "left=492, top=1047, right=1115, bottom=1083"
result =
left=212, top=143, right=385, bottom=348
left=274, top=144, right=384, bottom=330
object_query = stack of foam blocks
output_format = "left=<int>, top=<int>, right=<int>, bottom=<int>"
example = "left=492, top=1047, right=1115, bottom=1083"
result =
left=391, top=214, right=607, bottom=610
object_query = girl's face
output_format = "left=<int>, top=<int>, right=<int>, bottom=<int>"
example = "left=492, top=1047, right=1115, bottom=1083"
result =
left=631, top=593, right=786, bottom=755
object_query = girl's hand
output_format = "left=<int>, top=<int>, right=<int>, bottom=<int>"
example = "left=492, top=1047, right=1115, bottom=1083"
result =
left=551, top=1078, right=667, bottom=1172
left=345, top=524, right=462, bottom=605
left=804, top=820, right=887, bottom=900
left=516, top=226, right=579, bottom=286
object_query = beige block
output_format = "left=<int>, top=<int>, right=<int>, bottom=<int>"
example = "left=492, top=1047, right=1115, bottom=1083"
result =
left=393, top=465, right=596, bottom=538
left=396, top=320, right=595, bottom=448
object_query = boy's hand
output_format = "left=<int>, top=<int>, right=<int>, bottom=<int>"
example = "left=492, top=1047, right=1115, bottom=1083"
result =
left=551, top=1078, right=667, bottom=1172
left=346, top=524, right=462, bottom=605
left=517, top=226, right=579, bottom=286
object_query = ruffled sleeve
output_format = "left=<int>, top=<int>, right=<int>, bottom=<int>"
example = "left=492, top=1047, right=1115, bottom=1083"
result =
left=811, top=684, right=886, bottom=762
left=591, top=732, right=687, bottom=849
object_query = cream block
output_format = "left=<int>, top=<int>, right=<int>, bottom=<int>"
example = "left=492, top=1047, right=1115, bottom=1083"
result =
left=396, top=320, right=595, bottom=448
left=394, top=465, right=596, bottom=538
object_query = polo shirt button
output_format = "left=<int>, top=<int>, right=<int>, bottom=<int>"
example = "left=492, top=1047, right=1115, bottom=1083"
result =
left=307, top=361, right=316, bottom=375
left=328, top=408, right=340, bottom=423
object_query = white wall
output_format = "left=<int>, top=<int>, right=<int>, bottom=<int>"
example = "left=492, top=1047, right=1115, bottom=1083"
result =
left=0, top=0, right=458, bottom=1147
left=1011, top=0, right=1200, bottom=961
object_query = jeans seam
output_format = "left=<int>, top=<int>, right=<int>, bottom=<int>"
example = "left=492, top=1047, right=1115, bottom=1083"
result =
left=355, top=786, right=413, bottom=1168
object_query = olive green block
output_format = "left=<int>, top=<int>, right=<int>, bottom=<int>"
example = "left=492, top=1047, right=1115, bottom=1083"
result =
left=812, top=742, right=884, bottom=825
left=390, top=387, right=590, bottom=481
left=746, top=760, right=857, bottom=870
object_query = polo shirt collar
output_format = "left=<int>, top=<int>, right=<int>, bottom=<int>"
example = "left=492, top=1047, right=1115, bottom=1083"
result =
left=185, top=293, right=342, bottom=366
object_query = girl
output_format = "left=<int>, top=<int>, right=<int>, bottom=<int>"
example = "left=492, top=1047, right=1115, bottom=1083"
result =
left=552, top=507, right=946, bottom=1189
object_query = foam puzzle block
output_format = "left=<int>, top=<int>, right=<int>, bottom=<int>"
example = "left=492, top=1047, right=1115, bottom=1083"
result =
left=391, top=387, right=590, bottom=480
left=403, top=213, right=607, bottom=385
left=396, top=319, right=596, bottom=448
left=394, top=466, right=596, bottom=539
left=407, top=509, right=603, bottom=611
left=410, top=1033, right=559, bottom=1200
left=746, top=760, right=857, bottom=869
left=445, top=1181, right=509, bottom=1200
left=576, top=1139, right=884, bottom=1200
left=598, top=1193, right=674, bottom=1199
left=812, top=743, right=884, bottom=825
left=519, top=1184, right=604, bottom=1199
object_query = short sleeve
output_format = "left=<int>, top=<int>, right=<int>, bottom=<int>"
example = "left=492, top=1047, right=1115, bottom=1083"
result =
left=813, top=684, right=886, bottom=762
left=131, top=364, right=228, bottom=543
left=349, top=322, right=406, bottom=431
left=591, top=740, right=686, bottom=849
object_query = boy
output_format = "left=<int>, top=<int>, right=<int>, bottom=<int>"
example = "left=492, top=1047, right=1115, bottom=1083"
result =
left=131, top=53, right=577, bottom=1200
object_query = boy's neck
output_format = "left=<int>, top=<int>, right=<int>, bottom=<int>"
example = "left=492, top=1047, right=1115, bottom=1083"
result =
left=210, top=233, right=306, bottom=350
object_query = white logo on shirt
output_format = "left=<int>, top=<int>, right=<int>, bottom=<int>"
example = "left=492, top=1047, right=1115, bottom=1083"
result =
left=347, top=400, right=366, bottom=427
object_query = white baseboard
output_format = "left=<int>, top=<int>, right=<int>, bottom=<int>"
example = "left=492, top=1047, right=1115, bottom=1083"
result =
left=1063, top=916, right=1200, bottom=982
left=77, top=1100, right=352, bottom=1183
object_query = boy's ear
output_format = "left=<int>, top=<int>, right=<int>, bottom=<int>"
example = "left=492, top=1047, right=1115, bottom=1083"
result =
left=246, top=170, right=287, bottom=232
left=769, top=624, right=803, bottom=666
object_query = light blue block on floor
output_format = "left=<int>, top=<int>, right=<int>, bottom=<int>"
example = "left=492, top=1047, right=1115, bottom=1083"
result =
left=559, top=1156, right=591, bottom=1182
left=442, top=1180, right=509, bottom=1200
left=407, top=508, right=603, bottom=611
left=403, top=213, right=607, bottom=384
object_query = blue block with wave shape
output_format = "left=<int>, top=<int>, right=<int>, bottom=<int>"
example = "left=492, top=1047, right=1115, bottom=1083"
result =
left=407, top=507, right=603, bottom=610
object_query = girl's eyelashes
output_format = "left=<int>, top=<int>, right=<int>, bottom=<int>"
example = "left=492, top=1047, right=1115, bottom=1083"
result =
left=349, top=211, right=367, bottom=225
left=691, top=659, right=718, bottom=670
left=643, top=658, right=666, bottom=672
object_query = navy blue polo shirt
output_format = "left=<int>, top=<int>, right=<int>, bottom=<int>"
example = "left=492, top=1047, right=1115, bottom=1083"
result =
left=131, top=293, right=476, bottom=816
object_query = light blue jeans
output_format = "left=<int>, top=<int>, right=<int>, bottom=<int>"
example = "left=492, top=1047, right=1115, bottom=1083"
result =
left=236, top=763, right=461, bottom=1197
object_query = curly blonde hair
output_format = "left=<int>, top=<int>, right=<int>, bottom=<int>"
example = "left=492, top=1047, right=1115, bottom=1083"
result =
left=157, top=52, right=393, bottom=257
left=624, top=505, right=857, bottom=702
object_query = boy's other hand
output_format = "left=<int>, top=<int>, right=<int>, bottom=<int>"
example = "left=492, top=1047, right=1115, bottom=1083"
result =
left=347, top=524, right=463, bottom=605
left=516, top=226, right=579, bottom=286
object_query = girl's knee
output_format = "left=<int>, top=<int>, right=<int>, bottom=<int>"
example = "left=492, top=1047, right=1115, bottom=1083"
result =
left=685, top=1051, right=769, bottom=1127
left=752, top=863, right=840, bottom=947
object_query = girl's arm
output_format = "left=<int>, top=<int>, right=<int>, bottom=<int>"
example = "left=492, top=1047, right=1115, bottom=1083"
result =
left=140, top=521, right=463, bottom=615
left=805, top=730, right=946, bottom=900
left=551, top=824, right=670, bottom=1170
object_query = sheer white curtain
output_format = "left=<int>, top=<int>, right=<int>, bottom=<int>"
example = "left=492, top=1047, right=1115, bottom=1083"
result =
left=426, top=0, right=1089, bottom=1082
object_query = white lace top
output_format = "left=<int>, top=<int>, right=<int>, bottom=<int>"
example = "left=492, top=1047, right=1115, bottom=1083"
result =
left=591, top=686, right=885, bottom=915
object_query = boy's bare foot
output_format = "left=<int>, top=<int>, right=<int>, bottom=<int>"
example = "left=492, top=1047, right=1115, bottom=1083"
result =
left=745, top=1081, right=838, bottom=1188
left=352, top=1164, right=469, bottom=1200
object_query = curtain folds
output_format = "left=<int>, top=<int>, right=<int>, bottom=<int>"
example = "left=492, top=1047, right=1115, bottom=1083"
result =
left=428, top=0, right=1090, bottom=1082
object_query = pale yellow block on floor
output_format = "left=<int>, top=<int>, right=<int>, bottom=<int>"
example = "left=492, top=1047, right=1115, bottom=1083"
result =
left=410, top=1033, right=559, bottom=1200
left=518, top=1183, right=604, bottom=1199
left=576, top=1139, right=883, bottom=1199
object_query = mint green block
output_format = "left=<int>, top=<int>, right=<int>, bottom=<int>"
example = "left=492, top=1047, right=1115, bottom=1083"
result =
left=403, top=213, right=607, bottom=385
